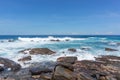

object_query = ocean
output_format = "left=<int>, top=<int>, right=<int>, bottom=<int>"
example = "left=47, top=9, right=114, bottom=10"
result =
left=0, top=35, right=120, bottom=67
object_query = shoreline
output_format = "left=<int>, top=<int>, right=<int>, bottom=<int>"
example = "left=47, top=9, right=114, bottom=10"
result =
left=0, top=54, right=120, bottom=80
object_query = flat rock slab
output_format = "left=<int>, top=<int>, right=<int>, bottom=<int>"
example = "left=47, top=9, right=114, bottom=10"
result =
left=57, top=56, right=77, bottom=64
left=19, top=48, right=56, bottom=55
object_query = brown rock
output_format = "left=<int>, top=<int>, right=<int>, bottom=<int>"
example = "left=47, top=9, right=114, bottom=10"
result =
left=19, top=48, right=55, bottom=55
left=32, top=75, right=40, bottom=79
left=18, top=56, right=31, bottom=61
left=52, top=65, right=76, bottom=80
left=40, top=73, right=52, bottom=80
left=77, top=73, right=94, bottom=80
left=57, top=56, right=77, bottom=64
left=56, top=62, right=74, bottom=71
left=68, top=48, right=77, bottom=52
left=105, top=48, right=118, bottom=51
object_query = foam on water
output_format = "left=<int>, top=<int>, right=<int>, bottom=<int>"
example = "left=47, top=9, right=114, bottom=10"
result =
left=0, top=36, right=120, bottom=68
left=18, top=36, right=86, bottom=42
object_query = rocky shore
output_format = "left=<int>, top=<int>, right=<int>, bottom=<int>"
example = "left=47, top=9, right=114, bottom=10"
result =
left=0, top=48, right=120, bottom=80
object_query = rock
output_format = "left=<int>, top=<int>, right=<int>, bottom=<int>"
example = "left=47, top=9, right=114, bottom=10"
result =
left=65, top=39, right=70, bottom=41
left=0, top=68, right=32, bottom=80
left=15, top=68, right=32, bottom=79
left=32, top=75, right=40, bottom=79
left=117, top=42, right=120, bottom=46
left=18, top=48, right=31, bottom=54
left=77, top=73, right=94, bottom=80
left=105, top=48, right=118, bottom=51
left=115, top=73, right=120, bottom=80
left=0, top=66, right=4, bottom=72
left=0, top=77, right=16, bottom=80
left=95, top=55, right=120, bottom=62
left=29, top=61, right=57, bottom=72
left=56, top=62, right=74, bottom=71
left=57, top=56, right=77, bottom=64
left=30, top=67, right=52, bottom=75
left=0, top=57, right=21, bottom=71
left=19, top=48, right=55, bottom=55
left=52, top=65, right=76, bottom=80
left=81, top=47, right=90, bottom=51
left=68, top=48, right=77, bottom=52
left=18, top=56, right=31, bottom=61
left=8, top=39, right=14, bottom=42
left=40, top=73, right=52, bottom=80
left=50, top=39, right=60, bottom=42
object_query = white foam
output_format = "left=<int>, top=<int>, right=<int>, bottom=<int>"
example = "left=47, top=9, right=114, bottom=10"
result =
left=18, top=36, right=86, bottom=42
left=108, top=42, right=117, bottom=46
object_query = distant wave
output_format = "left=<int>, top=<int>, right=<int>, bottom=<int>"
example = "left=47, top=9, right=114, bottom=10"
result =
left=18, top=36, right=86, bottom=42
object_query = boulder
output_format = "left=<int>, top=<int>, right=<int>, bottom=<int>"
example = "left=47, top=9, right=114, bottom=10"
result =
left=18, top=56, right=31, bottom=61
left=0, top=57, right=21, bottom=71
left=0, top=68, right=32, bottom=80
left=52, top=65, right=76, bottom=80
left=0, top=66, right=4, bottom=72
left=30, top=67, right=52, bottom=75
left=105, top=48, right=118, bottom=51
left=56, top=62, right=74, bottom=71
left=15, top=68, right=32, bottom=79
left=77, top=73, right=94, bottom=80
left=57, top=56, right=77, bottom=64
left=19, top=48, right=55, bottom=55
left=68, top=48, right=77, bottom=52
left=40, top=73, right=52, bottom=80
left=81, top=47, right=90, bottom=51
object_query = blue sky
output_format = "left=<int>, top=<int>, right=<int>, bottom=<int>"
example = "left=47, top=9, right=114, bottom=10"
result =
left=0, top=0, right=120, bottom=35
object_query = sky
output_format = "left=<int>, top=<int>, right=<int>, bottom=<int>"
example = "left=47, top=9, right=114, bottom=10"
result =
left=0, top=0, right=120, bottom=35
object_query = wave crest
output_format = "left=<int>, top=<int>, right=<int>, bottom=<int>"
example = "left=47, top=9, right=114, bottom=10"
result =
left=18, top=36, right=86, bottom=42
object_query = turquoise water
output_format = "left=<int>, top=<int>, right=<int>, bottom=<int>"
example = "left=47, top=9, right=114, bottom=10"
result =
left=0, top=35, right=120, bottom=67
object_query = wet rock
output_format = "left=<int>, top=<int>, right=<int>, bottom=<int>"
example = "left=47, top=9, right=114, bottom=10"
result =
left=50, top=39, right=60, bottom=42
left=0, top=68, right=32, bottom=80
left=65, top=39, right=70, bottom=41
left=30, top=67, right=52, bottom=75
left=68, top=48, right=77, bottom=52
left=0, top=57, right=21, bottom=71
left=18, top=56, right=31, bottom=61
left=0, top=77, right=16, bottom=80
left=52, top=65, right=76, bottom=80
left=15, top=68, right=32, bottom=79
left=19, top=48, right=55, bottom=55
left=8, top=39, right=14, bottom=42
left=18, top=48, right=31, bottom=54
left=117, top=42, right=120, bottom=46
left=29, top=61, right=57, bottom=72
left=57, top=56, right=77, bottom=64
left=0, top=66, right=4, bottom=72
left=81, top=47, right=90, bottom=51
left=56, top=62, right=74, bottom=71
left=105, top=48, right=118, bottom=51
